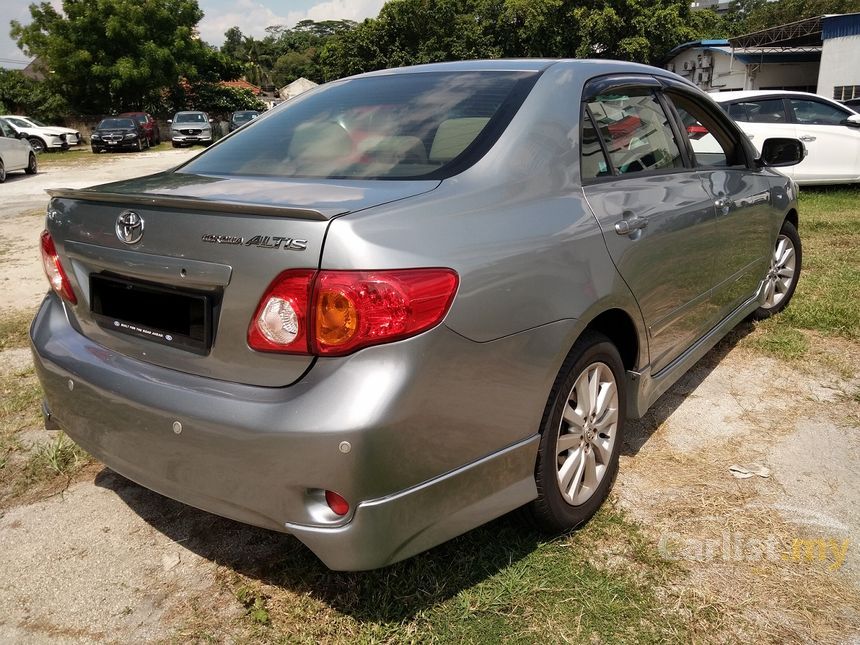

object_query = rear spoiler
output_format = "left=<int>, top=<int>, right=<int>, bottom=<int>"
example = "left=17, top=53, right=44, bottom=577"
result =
left=46, top=187, right=331, bottom=221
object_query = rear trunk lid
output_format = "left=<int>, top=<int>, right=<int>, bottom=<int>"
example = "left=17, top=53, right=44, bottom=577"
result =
left=47, top=172, right=438, bottom=387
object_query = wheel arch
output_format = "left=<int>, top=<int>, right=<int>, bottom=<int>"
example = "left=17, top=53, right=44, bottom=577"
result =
left=784, top=208, right=798, bottom=230
left=579, top=308, right=642, bottom=372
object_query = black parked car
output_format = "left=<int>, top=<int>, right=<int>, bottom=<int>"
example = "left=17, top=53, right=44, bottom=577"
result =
left=228, top=110, right=260, bottom=132
left=91, top=117, right=149, bottom=153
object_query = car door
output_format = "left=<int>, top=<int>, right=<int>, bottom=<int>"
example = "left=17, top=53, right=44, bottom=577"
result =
left=664, top=85, right=775, bottom=320
left=725, top=99, right=796, bottom=177
left=580, top=76, right=722, bottom=374
left=0, top=118, right=25, bottom=168
left=786, top=97, right=860, bottom=182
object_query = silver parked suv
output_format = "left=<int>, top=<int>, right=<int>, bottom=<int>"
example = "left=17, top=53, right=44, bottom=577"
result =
left=168, top=110, right=213, bottom=147
left=31, top=60, right=804, bottom=570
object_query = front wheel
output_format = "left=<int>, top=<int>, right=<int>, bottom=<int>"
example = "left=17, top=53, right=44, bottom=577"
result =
left=0, top=158, right=6, bottom=183
left=28, top=137, right=46, bottom=154
left=752, top=220, right=801, bottom=320
left=528, top=331, right=626, bottom=533
left=25, top=152, right=37, bottom=175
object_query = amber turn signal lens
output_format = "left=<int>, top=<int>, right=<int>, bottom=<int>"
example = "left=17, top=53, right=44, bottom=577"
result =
left=316, top=288, right=358, bottom=346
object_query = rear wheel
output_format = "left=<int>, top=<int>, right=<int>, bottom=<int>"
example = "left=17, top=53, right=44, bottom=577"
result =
left=25, top=152, right=37, bottom=174
left=28, top=137, right=46, bottom=154
left=528, top=331, right=626, bottom=533
left=752, top=220, right=801, bottom=320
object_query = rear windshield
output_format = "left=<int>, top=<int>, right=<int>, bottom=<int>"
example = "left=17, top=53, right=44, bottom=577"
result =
left=179, top=71, right=538, bottom=180
left=98, top=118, right=135, bottom=129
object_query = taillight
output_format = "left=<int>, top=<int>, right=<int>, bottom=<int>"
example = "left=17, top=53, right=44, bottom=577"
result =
left=39, top=230, right=77, bottom=304
left=247, top=268, right=458, bottom=356
left=247, top=269, right=314, bottom=353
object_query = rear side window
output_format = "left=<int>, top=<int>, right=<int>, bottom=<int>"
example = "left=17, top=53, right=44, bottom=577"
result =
left=585, top=89, right=684, bottom=176
left=180, top=71, right=538, bottom=180
left=789, top=99, right=848, bottom=125
left=731, top=100, right=787, bottom=123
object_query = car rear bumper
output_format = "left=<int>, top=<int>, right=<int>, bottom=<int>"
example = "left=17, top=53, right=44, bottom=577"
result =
left=29, top=293, right=568, bottom=569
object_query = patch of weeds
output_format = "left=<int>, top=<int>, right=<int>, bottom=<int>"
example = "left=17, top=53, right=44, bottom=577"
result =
left=234, top=584, right=270, bottom=626
left=0, top=310, right=34, bottom=350
left=742, top=318, right=809, bottom=360
left=23, top=432, right=88, bottom=482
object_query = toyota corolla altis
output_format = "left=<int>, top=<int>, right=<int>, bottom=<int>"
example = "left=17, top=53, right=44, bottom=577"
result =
left=31, top=60, right=804, bottom=570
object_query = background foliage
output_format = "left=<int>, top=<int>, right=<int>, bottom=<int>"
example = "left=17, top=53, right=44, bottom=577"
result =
left=6, top=0, right=860, bottom=121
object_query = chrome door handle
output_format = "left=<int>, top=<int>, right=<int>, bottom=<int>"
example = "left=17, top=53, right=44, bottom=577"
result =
left=614, top=216, right=648, bottom=235
left=799, top=135, right=816, bottom=142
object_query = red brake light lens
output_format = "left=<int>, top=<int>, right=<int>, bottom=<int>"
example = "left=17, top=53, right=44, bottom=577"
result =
left=247, top=268, right=459, bottom=355
left=39, top=230, right=77, bottom=304
left=247, top=269, right=315, bottom=353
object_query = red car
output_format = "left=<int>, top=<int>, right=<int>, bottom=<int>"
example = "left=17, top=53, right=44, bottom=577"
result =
left=118, top=112, right=160, bottom=146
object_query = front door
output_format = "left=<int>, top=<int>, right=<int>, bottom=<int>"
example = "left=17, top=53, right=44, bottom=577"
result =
left=580, top=80, right=721, bottom=374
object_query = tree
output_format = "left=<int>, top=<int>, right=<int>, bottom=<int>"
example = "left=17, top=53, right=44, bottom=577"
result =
left=10, top=0, right=237, bottom=114
left=0, top=68, right=68, bottom=120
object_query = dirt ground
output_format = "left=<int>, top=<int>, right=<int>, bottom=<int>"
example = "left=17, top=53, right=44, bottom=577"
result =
left=0, top=151, right=858, bottom=643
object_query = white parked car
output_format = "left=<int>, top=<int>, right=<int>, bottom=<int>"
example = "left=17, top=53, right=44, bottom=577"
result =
left=709, top=90, right=860, bottom=185
left=0, top=115, right=82, bottom=153
left=0, top=117, right=38, bottom=182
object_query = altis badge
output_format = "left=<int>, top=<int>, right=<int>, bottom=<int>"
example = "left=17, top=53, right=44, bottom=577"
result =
left=202, top=234, right=308, bottom=251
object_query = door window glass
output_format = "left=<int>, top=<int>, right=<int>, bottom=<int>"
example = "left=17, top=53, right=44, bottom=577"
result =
left=0, top=119, right=14, bottom=138
left=586, top=89, right=683, bottom=175
left=789, top=99, right=849, bottom=125
left=667, top=92, right=744, bottom=168
left=737, top=100, right=787, bottom=123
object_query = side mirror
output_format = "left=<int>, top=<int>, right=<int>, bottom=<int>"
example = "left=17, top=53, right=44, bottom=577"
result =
left=841, top=114, right=860, bottom=128
left=167, top=119, right=172, bottom=124
left=758, top=138, right=806, bottom=168
left=17, top=132, right=27, bottom=140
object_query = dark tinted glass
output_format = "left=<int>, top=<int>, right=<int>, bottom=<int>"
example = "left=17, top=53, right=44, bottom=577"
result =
left=789, top=99, right=848, bottom=125
left=180, top=71, right=537, bottom=180
left=580, top=112, right=611, bottom=179
left=742, top=100, right=787, bottom=123
left=98, top=118, right=135, bottom=129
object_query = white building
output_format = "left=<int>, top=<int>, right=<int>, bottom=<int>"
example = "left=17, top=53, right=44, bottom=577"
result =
left=279, top=77, right=319, bottom=101
left=817, top=13, right=860, bottom=100
left=664, top=13, right=860, bottom=98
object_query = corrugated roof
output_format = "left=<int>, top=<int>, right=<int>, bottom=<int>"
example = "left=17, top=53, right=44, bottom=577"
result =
left=822, top=12, right=860, bottom=39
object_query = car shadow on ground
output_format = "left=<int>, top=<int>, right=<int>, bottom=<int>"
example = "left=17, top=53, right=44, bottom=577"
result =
left=94, top=467, right=543, bottom=622
left=621, top=320, right=754, bottom=456
left=93, top=320, right=755, bottom=622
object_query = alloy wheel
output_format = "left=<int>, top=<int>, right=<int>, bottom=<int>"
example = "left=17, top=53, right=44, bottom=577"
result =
left=762, top=234, right=796, bottom=309
left=556, top=361, right=619, bottom=506
left=28, top=137, right=45, bottom=153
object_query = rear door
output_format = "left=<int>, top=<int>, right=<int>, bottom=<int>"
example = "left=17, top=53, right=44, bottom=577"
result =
left=581, top=76, right=721, bottom=374
left=664, top=84, right=775, bottom=320
left=786, top=97, right=860, bottom=182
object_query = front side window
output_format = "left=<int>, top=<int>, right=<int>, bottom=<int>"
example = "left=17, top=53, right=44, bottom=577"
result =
left=585, top=89, right=684, bottom=176
left=667, top=92, right=744, bottom=168
left=6, top=117, right=30, bottom=129
left=180, top=71, right=538, bottom=180
left=789, top=99, right=849, bottom=125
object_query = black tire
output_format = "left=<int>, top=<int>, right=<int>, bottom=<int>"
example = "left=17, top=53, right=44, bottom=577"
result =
left=91, top=146, right=101, bottom=153
left=751, top=220, right=802, bottom=320
left=25, top=152, right=37, bottom=175
left=0, top=158, right=6, bottom=183
left=528, top=331, right=626, bottom=533
left=28, top=136, right=46, bottom=154
left=172, top=141, right=180, bottom=148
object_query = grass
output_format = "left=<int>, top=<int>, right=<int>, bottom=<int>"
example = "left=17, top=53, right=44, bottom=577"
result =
left=0, top=309, right=33, bottom=350
left=743, top=186, right=860, bottom=360
left=208, top=505, right=698, bottom=643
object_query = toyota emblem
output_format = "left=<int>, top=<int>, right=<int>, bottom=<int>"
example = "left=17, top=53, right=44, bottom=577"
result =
left=116, top=210, right=144, bottom=244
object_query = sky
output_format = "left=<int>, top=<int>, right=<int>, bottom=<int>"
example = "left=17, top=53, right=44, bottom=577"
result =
left=0, top=0, right=386, bottom=69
